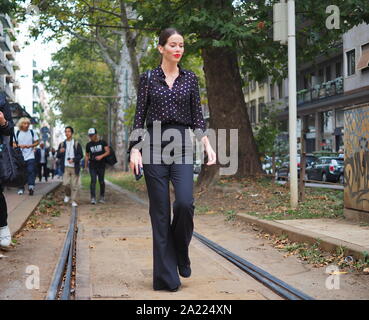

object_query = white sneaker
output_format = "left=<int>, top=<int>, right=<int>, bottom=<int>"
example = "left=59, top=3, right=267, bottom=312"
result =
left=64, top=196, right=70, bottom=203
left=91, top=198, right=96, bottom=205
left=99, top=197, right=105, bottom=204
left=17, top=189, right=24, bottom=195
left=72, top=201, right=78, bottom=207
left=0, top=226, right=11, bottom=247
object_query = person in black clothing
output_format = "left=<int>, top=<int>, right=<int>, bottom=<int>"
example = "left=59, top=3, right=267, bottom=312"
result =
left=128, top=28, right=216, bottom=292
left=35, top=142, right=49, bottom=182
left=0, top=92, right=14, bottom=248
left=85, top=128, right=110, bottom=204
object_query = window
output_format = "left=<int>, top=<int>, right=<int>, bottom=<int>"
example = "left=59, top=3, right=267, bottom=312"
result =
left=250, top=100, right=256, bottom=124
left=346, top=49, right=356, bottom=76
left=258, top=98, right=266, bottom=122
left=278, top=81, right=283, bottom=99
left=357, top=43, right=369, bottom=71
left=326, top=66, right=331, bottom=81
left=270, top=84, right=275, bottom=100
left=335, top=62, right=342, bottom=78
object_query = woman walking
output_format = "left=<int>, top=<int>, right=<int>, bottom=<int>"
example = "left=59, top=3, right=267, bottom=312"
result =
left=128, top=28, right=216, bottom=292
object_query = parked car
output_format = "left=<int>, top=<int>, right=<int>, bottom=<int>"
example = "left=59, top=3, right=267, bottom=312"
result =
left=262, top=155, right=283, bottom=175
left=276, top=154, right=318, bottom=180
left=305, top=157, right=344, bottom=184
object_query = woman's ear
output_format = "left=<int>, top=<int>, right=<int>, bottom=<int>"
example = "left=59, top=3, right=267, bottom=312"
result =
left=157, top=44, right=164, bottom=55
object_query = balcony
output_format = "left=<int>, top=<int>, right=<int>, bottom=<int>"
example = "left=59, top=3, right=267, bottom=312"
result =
left=0, top=14, right=12, bottom=29
left=0, top=33, right=11, bottom=51
left=13, top=41, right=20, bottom=52
left=6, top=50, right=15, bottom=60
left=0, top=52, right=12, bottom=75
left=13, top=80, right=20, bottom=90
left=297, top=77, right=343, bottom=106
left=12, top=61, right=20, bottom=71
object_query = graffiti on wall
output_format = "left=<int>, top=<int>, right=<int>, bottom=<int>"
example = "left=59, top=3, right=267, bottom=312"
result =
left=344, top=105, right=369, bottom=212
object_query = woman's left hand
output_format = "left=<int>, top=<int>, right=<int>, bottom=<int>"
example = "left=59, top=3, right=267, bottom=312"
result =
left=205, top=144, right=216, bottom=166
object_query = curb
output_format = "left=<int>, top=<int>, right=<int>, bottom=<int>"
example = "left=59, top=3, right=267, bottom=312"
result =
left=235, top=213, right=368, bottom=261
left=9, top=182, right=62, bottom=237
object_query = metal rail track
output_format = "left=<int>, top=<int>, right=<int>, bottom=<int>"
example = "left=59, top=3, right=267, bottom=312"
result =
left=193, top=231, right=314, bottom=300
left=46, top=181, right=314, bottom=300
left=46, top=206, right=78, bottom=300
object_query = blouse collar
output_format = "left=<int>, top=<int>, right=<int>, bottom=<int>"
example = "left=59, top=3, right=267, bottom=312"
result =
left=155, top=64, right=185, bottom=79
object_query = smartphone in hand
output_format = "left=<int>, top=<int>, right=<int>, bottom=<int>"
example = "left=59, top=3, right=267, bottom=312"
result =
left=135, top=166, right=144, bottom=180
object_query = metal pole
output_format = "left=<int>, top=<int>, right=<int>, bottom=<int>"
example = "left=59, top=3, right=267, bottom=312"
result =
left=124, top=69, right=129, bottom=172
left=288, top=0, right=298, bottom=208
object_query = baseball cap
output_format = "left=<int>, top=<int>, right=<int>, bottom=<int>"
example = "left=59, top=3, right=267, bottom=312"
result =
left=88, top=128, right=97, bottom=135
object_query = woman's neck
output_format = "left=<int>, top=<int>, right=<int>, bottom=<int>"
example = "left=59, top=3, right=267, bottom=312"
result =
left=161, top=60, right=179, bottom=76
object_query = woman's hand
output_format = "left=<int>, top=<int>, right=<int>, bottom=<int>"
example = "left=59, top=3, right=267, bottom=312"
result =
left=201, top=136, right=216, bottom=166
left=205, top=143, right=216, bottom=165
left=129, top=148, right=143, bottom=175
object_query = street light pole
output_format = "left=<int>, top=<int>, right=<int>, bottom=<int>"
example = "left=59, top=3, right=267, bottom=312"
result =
left=287, top=0, right=298, bottom=208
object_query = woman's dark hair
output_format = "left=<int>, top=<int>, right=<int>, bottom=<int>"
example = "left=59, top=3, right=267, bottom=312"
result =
left=65, top=126, right=74, bottom=134
left=158, top=27, right=183, bottom=46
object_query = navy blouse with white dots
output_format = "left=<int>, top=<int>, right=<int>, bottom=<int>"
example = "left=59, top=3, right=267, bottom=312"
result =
left=127, top=64, right=208, bottom=154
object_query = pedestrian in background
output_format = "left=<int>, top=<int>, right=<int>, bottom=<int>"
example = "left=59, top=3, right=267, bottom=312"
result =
left=0, top=93, right=14, bottom=248
left=15, top=117, right=39, bottom=196
left=128, top=28, right=216, bottom=292
left=85, top=128, right=110, bottom=204
left=35, top=142, right=49, bottom=182
left=57, top=126, right=83, bottom=207
left=48, top=147, right=57, bottom=179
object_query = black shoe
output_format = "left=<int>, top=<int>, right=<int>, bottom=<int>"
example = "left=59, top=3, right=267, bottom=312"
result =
left=154, top=284, right=181, bottom=292
left=29, top=189, right=34, bottom=196
left=178, top=264, right=191, bottom=278
left=169, top=285, right=180, bottom=292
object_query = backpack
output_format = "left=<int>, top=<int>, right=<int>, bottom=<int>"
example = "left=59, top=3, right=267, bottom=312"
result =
left=0, top=132, right=27, bottom=187
left=16, top=129, right=35, bottom=142
left=105, top=145, right=117, bottom=166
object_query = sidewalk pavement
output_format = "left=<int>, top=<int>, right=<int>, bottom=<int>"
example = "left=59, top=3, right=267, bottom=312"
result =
left=236, top=214, right=369, bottom=260
left=4, top=180, right=62, bottom=237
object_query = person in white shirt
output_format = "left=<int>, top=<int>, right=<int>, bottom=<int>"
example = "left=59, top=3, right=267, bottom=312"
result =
left=15, top=117, right=39, bottom=196
left=57, top=126, right=83, bottom=207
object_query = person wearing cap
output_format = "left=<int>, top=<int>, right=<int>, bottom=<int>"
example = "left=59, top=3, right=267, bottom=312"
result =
left=85, top=128, right=110, bottom=204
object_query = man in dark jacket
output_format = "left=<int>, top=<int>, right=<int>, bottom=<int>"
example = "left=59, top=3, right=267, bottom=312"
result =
left=0, top=92, right=14, bottom=248
left=57, top=126, right=83, bottom=207
left=35, top=142, right=49, bottom=182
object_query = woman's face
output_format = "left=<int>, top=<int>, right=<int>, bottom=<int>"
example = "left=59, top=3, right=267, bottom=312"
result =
left=158, top=33, right=184, bottom=64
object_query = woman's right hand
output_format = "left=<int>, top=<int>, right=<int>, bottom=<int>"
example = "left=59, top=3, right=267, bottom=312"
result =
left=129, top=148, right=143, bottom=175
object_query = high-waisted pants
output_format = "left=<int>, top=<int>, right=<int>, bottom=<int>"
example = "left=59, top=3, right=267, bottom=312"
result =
left=142, top=123, right=194, bottom=290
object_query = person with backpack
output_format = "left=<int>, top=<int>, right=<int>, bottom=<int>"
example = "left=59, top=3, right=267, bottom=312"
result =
left=84, top=128, right=110, bottom=204
left=15, top=117, right=39, bottom=196
left=57, top=126, right=83, bottom=207
left=0, top=92, right=15, bottom=248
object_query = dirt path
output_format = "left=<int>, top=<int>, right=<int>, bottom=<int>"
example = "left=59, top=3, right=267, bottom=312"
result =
left=76, top=186, right=280, bottom=300
left=0, top=189, right=70, bottom=300
left=76, top=183, right=369, bottom=300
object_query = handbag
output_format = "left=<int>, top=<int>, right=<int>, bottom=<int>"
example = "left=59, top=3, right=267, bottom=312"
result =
left=0, top=131, right=27, bottom=187
left=105, top=145, right=118, bottom=166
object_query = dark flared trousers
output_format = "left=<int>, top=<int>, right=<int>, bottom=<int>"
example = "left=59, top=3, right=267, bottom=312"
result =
left=142, top=123, right=194, bottom=290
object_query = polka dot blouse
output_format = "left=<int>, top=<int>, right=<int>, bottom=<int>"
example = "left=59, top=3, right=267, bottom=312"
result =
left=128, top=64, right=208, bottom=154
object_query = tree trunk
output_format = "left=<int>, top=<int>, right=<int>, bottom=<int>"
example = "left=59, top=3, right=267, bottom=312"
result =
left=197, top=46, right=262, bottom=187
